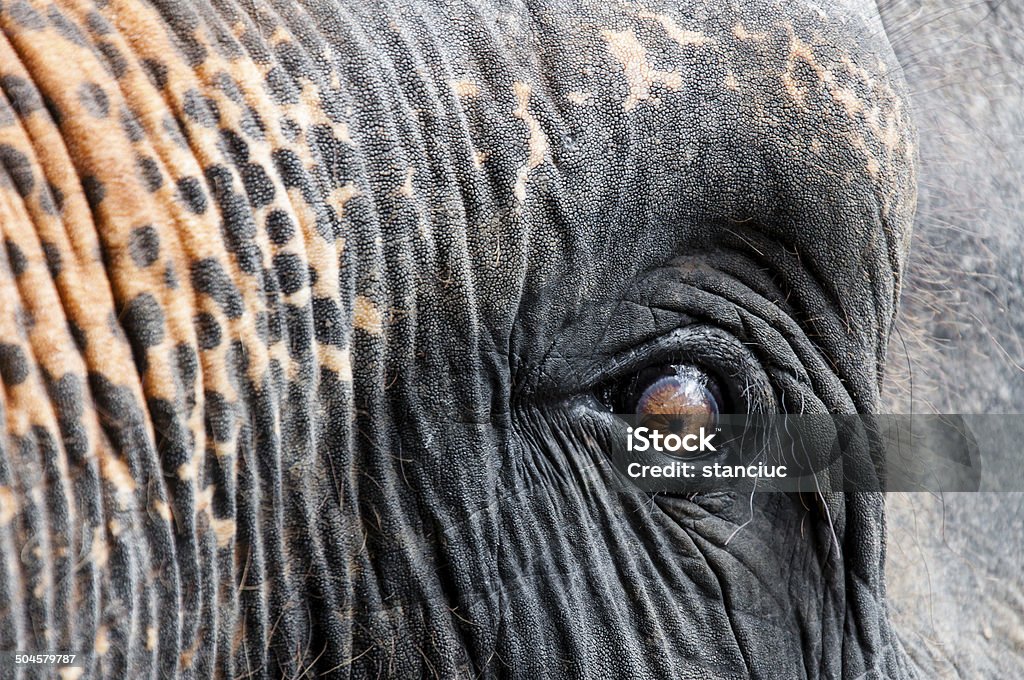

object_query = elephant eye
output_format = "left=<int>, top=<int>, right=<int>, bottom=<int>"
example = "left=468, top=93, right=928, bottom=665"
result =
left=596, top=364, right=723, bottom=434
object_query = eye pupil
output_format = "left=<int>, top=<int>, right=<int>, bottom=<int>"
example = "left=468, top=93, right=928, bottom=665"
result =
left=634, top=366, right=719, bottom=436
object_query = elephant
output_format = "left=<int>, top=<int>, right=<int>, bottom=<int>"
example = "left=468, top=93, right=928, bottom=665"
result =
left=0, top=0, right=1019, bottom=678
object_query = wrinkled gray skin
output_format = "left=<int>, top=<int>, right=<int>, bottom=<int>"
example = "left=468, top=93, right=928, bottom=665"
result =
left=879, top=1, right=1024, bottom=678
left=0, top=0, right=1019, bottom=678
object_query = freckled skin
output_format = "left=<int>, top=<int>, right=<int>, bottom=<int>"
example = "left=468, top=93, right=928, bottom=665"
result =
left=0, top=0, right=932, bottom=677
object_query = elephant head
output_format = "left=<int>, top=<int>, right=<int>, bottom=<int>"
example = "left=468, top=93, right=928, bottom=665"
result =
left=0, top=0, right=927, bottom=676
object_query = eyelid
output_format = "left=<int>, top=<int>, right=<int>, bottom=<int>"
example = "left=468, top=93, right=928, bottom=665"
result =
left=575, top=326, right=729, bottom=392
left=569, top=324, right=775, bottom=415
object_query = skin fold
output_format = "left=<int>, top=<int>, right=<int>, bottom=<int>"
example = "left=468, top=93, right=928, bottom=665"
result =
left=0, top=0, right=1011, bottom=677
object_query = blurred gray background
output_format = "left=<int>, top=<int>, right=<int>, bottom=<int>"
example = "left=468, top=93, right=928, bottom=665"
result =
left=879, top=1, right=1023, bottom=677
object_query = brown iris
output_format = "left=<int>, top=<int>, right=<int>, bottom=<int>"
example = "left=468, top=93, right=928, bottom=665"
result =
left=635, top=366, right=719, bottom=439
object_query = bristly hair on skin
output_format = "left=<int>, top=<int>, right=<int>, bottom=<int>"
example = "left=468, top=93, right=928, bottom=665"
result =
left=879, top=0, right=1024, bottom=415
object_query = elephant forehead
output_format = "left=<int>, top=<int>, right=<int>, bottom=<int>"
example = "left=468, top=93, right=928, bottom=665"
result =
left=484, top=1, right=917, bottom=283
left=439, top=0, right=917, bottom=374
